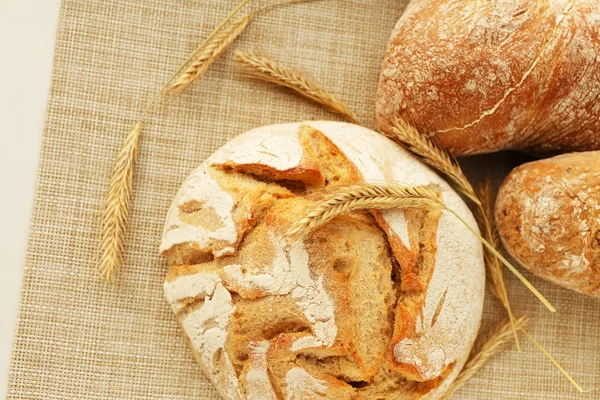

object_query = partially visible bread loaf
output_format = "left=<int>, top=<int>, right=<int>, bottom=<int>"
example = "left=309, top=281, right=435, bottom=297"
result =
left=160, top=122, right=485, bottom=399
left=376, top=0, right=600, bottom=156
left=496, top=151, right=600, bottom=297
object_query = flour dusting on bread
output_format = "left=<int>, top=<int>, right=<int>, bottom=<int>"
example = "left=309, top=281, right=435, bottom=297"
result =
left=496, top=151, right=600, bottom=297
left=161, top=122, right=485, bottom=399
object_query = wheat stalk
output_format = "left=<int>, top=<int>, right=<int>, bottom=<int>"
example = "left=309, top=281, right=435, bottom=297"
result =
left=99, top=122, right=142, bottom=282
left=519, top=326, right=586, bottom=393
left=476, top=182, right=505, bottom=301
left=168, top=15, right=253, bottom=94
left=442, top=315, right=529, bottom=400
left=443, top=315, right=585, bottom=397
left=283, top=184, right=443, bottom=243
left=168, top=0, right=321, bottom=94
left=234, top=49, right=359, bottom=123
left=475, top=181, right=520, bottom=349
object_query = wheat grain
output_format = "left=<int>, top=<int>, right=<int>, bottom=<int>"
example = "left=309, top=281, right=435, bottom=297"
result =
left=441, top=316, right=529, bottom=399
left=99, top=122, right=142, bottom=283
left=234, top=49, right=359, bottom=123
left=169, top=15, right=253, bottom=94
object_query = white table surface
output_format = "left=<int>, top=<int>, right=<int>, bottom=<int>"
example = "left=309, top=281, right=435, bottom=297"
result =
left=0, top=0, right=62, bottom=395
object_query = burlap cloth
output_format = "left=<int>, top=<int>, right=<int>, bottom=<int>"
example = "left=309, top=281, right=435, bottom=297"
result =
left=5, top=0, right=599, bottom=399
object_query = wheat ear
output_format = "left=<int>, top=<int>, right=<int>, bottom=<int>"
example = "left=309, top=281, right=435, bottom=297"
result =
left=284, top=183, right=555, bottom=313
left=234, top=49, right=359, bottom=123
left=98, top=0, right=250, bottom=282
left=385, top=118, right=480, bottom=205
left=99, top=122, right=142, bottom=282
left=441, top=315, right=529, bottom=400
left=168, top=15, right=253, bottom=94
left=283, top=184, right=443, bottom=243
left=168, top=0, right=321, bottom=94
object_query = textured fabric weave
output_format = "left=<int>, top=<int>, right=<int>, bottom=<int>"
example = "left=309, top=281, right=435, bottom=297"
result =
left=6, top=1, right=600, bottom=399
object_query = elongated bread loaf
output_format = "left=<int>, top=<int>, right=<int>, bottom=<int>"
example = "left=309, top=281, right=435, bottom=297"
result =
left=377, top=0, right=600, bottom=156
left=160, top=122, right=485, bottom=399
left=496, top=151, right=600, bottom=297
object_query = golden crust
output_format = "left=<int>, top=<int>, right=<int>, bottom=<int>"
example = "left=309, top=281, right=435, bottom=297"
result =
left=496, top=151, right=600, bottom=297
left=376, top=0, right=600, bottom=156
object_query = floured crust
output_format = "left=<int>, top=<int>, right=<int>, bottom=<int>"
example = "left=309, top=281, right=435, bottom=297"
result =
left=496, top=151, right=600, bottom=297
left=160, top=122, right=485, bottom=399
left=376, top=0, right=600, bottom=156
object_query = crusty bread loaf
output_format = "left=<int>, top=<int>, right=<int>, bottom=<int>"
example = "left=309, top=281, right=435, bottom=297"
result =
left=376, top=0, right=600, bottom=156
left=160, top=122, right=485, bottom=399
left=496, top=151, right=600, bottom=297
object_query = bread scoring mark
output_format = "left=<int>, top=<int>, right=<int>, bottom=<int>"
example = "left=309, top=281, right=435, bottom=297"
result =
left=393, top=339, right=447, bottom=382
left=284, top=367, right=328, bottom=399
left=215, top=162, right=321, bottom=191
left=430, top=289, right=448, bottom=328
left=434, top=0, right=575, bottom=136
left=164, top=272, right=221, bottom=311
left=181, top=283, right=242, bottom=400
left=221, top=232, right=338, bottom=352
left=160, top=166, right=237, bottom=257
left=383, top=211, right=412, bottom=252
left=242, top=341, right=277, bottom=400
left=209, top=129, right=303, bottom=172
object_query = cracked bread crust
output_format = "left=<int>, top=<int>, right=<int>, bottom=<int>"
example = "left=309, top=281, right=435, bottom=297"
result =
left=496, top=151, right=600, bottom=297
left=160, top=122, right=485, bottom=399
left=376, top=0, right=600, bottom=156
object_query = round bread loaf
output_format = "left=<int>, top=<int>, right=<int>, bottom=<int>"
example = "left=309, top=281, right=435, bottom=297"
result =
left=496, top=151, right=600, bottom=297
left=160, top=122, right=485, bottom=399
left=376, top=0, right=600, bottom=156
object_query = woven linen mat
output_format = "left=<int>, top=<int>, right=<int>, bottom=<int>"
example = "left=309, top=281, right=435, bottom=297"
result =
left=6, top=1, right=600, bottom=399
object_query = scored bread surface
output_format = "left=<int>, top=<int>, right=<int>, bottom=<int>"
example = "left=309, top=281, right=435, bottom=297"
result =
left=160, top=122, right=485, bottom=399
